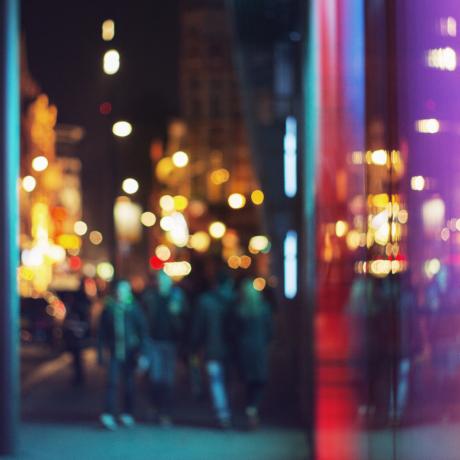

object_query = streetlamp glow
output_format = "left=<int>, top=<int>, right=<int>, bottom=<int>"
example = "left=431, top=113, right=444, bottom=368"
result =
left=103, top=49, right=120, bottom=75
left=112, top=121, right=132, bottom=137
left=122, top=178, right=139, bottom=195
left=32, top=156, right=48, bottom=172
left=172, top=151, right=189, bottom=168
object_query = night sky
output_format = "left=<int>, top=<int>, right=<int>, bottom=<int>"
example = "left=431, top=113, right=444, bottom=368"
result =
left=21, top=0, right=181, bottom=256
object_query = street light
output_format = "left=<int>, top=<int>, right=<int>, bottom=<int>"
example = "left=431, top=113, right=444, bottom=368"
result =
left=112, top=121, right=132, bottom=137
left=103, top=49, right=120, bottom=75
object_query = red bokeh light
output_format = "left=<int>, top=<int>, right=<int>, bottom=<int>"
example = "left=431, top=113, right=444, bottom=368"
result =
left=99, top=102, right=112, bottom=115
left=69, top=256, right=82, bottom=271
left=149, top=255, right=164, bottom=270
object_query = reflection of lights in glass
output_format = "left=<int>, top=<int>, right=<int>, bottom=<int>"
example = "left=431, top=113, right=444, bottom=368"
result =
left=103, top=49, right=120, bottom=75
left=369, top=149, right=388, bottom=165
left=155, top=245, right=171, bottom=261
left=210, top=168, right=230, bottom=185
left=159, top=195, right=175, bottom=212
left=189, top=232, right=211, bottom=253
left=424, top=258, right=441, bottom=278
left=398, top=209, right=409, bottom=224
left=228, top=193, right=246, bottom=209
left=163, top=261, right=192, bottom=277
left=426, top=47, right=457, bottom=71
left=351, top=151, right=364, bottom=165
left=249, top=235, right=269, bottom=253
left=411, top=176, right=426, bottom=191
left=32, top=156, right=48, bottom=172
left=122, top=178, right=139, bottom=194
left=97, top=262, right=114, bottom=281
left=22, top=175, right=36, bottom=192
left=112, top=121, right=132, bottom=137
left=371, top=209, right=389, bottom=229
left=253, top=277, right=266, bottom=291
left=335, top=220, right=348, bottom=237
left=239, top=255, right=252, bottom=269
left=456, top=219, right=460, bottom=231
left=227, top=255, right=240, bottom=269
left=284, top=116, right=297, bottom=198
left=89, top=231, right=103, bottom=245
left=441, top=228, right=450, bottom=241
left=173, top=195, right=188, bottom=211
left=172, top=151, right=189, bottom=168
left=74, top=220, right=88, bottom=236
left=141, top=211, right=156, bottom=227
left=284, top=230, right=297, bottom=299
left=415, top=118, right=440, bottom=134
left=102, top=19, right=115, bottom=41
left=375, top=223, right=390, bottom=246
left=251, top=190, right=264, bottom=205
left=209, top=221, right=226, bottom=239
left=441, top=17, right=457, bottom=36
left=372, top=193, right=389, bottom=208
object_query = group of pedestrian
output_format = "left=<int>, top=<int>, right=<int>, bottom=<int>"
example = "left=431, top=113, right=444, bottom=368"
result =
left=95, top=266, right=273, bottom=431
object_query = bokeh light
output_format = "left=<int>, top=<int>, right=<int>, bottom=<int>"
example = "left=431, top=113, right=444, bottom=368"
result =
left=174, top=195, right=189, bottom=211
left=251, top=189, right=264, bottom=205
left=122, top=178, right=139, bottom=194
left=239, top=255, right=252, bottom=269
left=32, top=156, right=48, bottom=172
left=22, top=175, right=36, bottom=192
left=155, top=245, right=171, bottom=261
left=159, top=195, right=175, bottom=212
left=89, top=231, right=103, bottom=245
left=253, top=277, right=266, bottom=291
left=112, top=120, right=132, bottom=137
left=228, top=193, right=246, bottom=209
left=227, top=255, right=240, bottom=269
left=210, top=168, right=230, bottom=185
left=249, top=235, right=269, bottom=253
left=97, top=262, right=114, bottom=281
left=209, top=221, right=226, bottom=239
left=160, top=215, right=173, bottom=231
left=103, top=49, right=120, bottom=75
left=74, top=220, right=88, bottom=236
left=172, top=151, right=189, bottom=168
left=189, top=232, right=211, bottom=253
left=102, top=19, right=115, bottom=41
left=141, top=211, right=156, bottom=227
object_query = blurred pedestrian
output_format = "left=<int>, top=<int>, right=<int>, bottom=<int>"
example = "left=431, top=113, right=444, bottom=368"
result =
left=62, top=280, right=91, bottom=386
left=191, top=268, right=235, bottom=429
left=141, top=271, right=187, bottom=426
left=97, top=279, right=147, bottom=430
left=232, top=278, right=273, bottom=429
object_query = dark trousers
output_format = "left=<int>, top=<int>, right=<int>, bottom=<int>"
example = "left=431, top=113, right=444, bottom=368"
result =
left=247, top=381, right=265, bottom=409
left=105, top=353, right=136, bottom=415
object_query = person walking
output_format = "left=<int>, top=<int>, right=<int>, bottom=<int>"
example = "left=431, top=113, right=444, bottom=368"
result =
left=141, top=271, right=187, bottom=425
left=232, top=277, right=273, bottom=429
left=191, top=268, right=235, bottom=429
left=97, top=279, right=147, bottom=431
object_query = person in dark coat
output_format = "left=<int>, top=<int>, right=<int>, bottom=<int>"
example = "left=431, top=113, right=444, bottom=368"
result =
left=233, top=277, right=273, bottom=429
left=141, top=270, right=187, bottom=425
left=97, top=279, right=147, bottom=430
left=191, top=268, right=235, bottom=428
left=62, top=280, right=91, bottom=386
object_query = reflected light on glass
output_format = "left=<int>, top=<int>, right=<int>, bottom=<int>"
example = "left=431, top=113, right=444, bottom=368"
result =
left=172, top=151, right=189, bottom=168
left=74, top=220, right=88, bottom=236
left=141, top=211, right=156, bottom=227
left=426, top=47, right=457, bottom=71
left=112, top=121, right=132, bottom=137
left=102, top=19, right=115, bottom=41
left=121, top=178, right=139, bottom=195
left=32, top=156, right=48, bottom=172
left=369, top=149, right=388, bottom=166
left=335, top=220, right=348, bottom=238
left=103, top=49, right=120, bottom=75
left=284, top=116, right=297, bottom=198
left=411, top=176, right=426, bottom=191
left=22, top=175, right=36, bottom=192
left=424, top=258, right=441, bottom=278
left=228, top=193, right=246, bottom=209
left=415, top=118, right=440, bottom=134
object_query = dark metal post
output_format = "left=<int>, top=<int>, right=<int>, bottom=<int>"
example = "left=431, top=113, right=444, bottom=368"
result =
left=0, top=0, right=20, bottom=455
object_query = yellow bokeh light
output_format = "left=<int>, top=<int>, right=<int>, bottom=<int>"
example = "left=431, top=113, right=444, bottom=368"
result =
left=102, top=19, right=115, bottom=41
left=155, top=245, right=171, bottom=261
left=89, top=231, right=103, bottom=245
left=251, top=190, right=264, bottom=205
left=22, top=175, right=36, bottom=192
left=415, top=118, right=440, bottom=134
left=249, top=235, right=269, bottom=253
left=369, top=149, right=388, bottom=166
left=163, top=261, right=192, bottom=278
left=174, top=195, right=189, bottom=211
left=103, top=49, right=120, bottom=75
left=411, top=176, right=425, bottom=191
left=155, top=157, right=175, bottom=182
left=160, top=195, right=175, bottom=212
left=74, top=220, right=88, bottom=236
left=228, top=193, right=246, bottom=210
left=335, top=220, right=348, bottom=238
left=239, top=255, right=252, bottom=269
left=112, top=120, right=132, bottom=137
left=209, top=221, right=226, bottom=239
left=190, top=232, right=211, bottom=253
left=253, top=277, right=266, bottom=291
left=57, top=234, right=81, bottom=250
left=97, top=262, right=114, bottom=281
left=141, top=211, right=156, bottom=227
left=122, top=178, right=139, bottom=195
left=210, top=168, right=230, bottom=185
left=32, top=156, right=48, bottom=172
